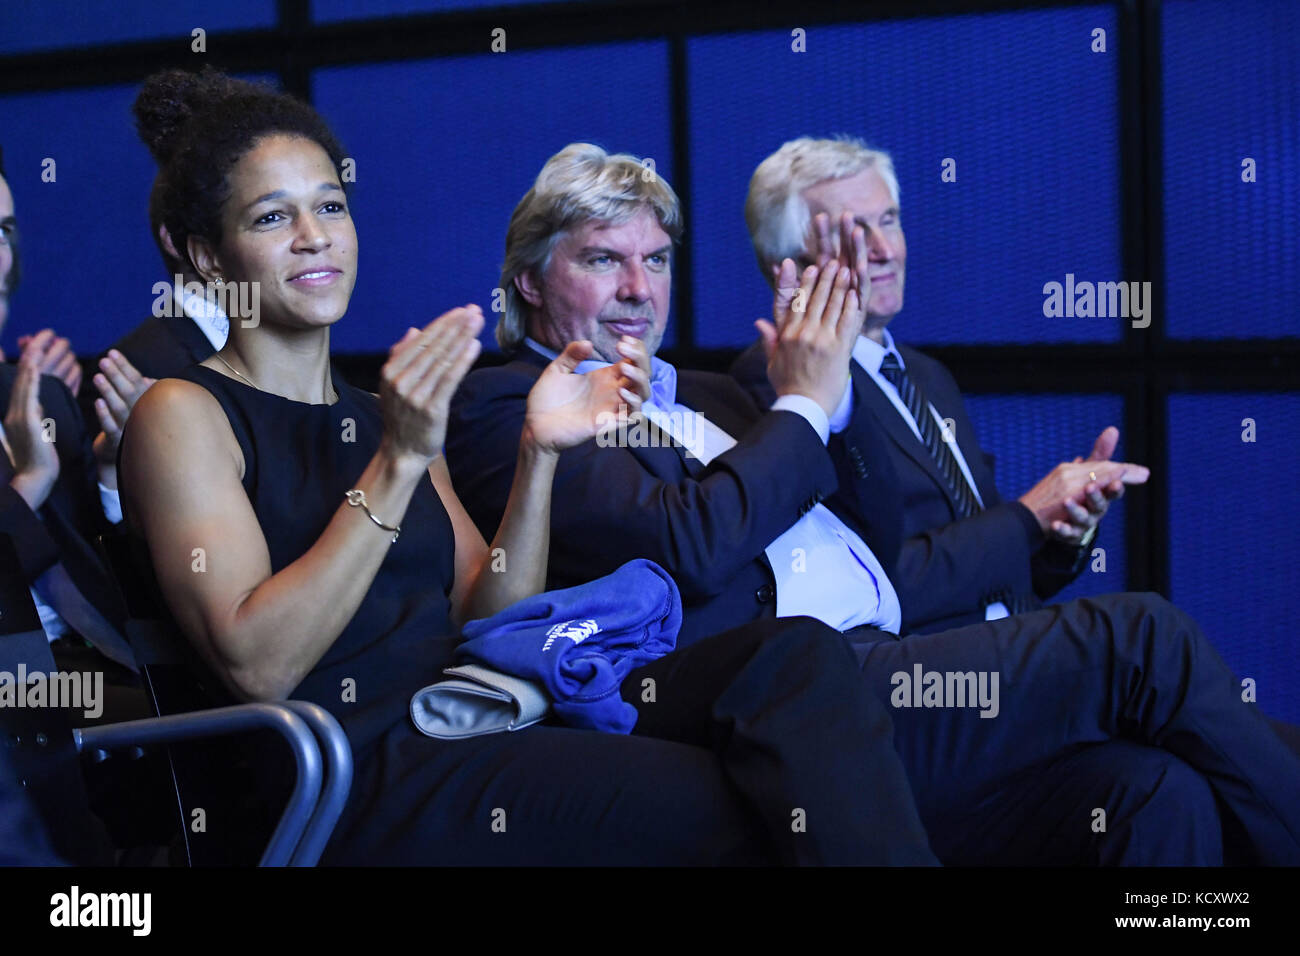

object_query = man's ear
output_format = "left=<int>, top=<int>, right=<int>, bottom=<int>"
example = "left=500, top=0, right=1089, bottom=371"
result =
left=514, top=269, right=543, bottom=309
left=186, top=234, right=225, bottom=285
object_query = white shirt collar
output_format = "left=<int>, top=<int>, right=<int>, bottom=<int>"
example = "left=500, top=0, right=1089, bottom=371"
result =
left=174, top=278, right=230, bottom=351
left=852, top=327, right=903, bottom=376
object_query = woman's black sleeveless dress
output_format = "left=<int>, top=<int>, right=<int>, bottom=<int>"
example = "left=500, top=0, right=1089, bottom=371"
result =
left=157, top=364, right=765, bottom=865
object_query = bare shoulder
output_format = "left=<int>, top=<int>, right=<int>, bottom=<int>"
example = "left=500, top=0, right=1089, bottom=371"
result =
left=124, top=377, right=244, bottom=477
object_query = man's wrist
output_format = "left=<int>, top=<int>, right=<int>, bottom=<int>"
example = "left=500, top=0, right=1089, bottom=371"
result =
left=771, top=394, right=830, bottom=444
left=827, top=377, right=854, bottom=434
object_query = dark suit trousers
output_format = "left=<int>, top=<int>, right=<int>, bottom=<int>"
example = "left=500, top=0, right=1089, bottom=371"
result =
left=851, top=592, right=1300, bottom=865
left=332, top=616, right=939, bottom=866
left=628, top=616, right=938, bottom=865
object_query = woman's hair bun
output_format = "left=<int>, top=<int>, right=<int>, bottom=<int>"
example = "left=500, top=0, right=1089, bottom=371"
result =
left=132, top=67, right=244, bottom=165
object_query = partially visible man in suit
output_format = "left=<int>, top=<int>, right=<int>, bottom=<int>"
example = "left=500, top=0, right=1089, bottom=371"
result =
left=0, top=147, right=83, bottom=396
left=446, top=143, right=1300, bottom=866
left=0, top=161, right=141, bottom=709
left=1, top=350, right=140, bottom=695
left=732, top=137, right=1145, bottom=634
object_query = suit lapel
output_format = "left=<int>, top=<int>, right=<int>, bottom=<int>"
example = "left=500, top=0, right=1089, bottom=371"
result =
left=903, top=355, right=999, bottom=508
left=850, top=359, right=957, bottom=511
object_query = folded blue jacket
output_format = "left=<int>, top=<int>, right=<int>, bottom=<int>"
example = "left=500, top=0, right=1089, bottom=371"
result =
left=456, top=559, right=681, bottom=733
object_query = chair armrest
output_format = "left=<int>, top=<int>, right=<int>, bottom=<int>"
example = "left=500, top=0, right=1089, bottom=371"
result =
left=74, top=703, right=323, bottom=867
left=280, top=701, right=353, bottom=866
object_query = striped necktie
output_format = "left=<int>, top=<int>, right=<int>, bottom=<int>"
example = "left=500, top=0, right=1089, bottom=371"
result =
left=878, top=353, right=1035, bottom=615
left=878, top=353, right=981, bottom=519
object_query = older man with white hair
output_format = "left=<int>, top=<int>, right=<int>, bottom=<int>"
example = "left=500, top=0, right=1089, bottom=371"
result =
left=732, top=136, right=1146, bottom=635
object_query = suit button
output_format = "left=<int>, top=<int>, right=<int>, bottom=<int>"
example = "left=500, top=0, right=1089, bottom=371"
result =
left=756, top=584, right=774, bottom=604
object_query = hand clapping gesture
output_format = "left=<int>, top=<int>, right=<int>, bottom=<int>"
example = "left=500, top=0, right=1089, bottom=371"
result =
left=91, top=349, right=157, bottom=471
left=806, top=210, right=872, bottom=334
left=524, top=334, right=649, bottom=454
left=755, top=256, right=861, bottom=416
left=17, top=328, right=82, bottom=396
left=1019, top=426, right=1149, bottom=544
left=379, top=306, right=485, bottom=464
left=3, top=352, right=60, bottom=510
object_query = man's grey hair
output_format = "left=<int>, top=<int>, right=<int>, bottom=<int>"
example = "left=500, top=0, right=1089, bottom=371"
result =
left=497, top=142, right=683, bottom=351
left=745, top=136, right=899, bottom=286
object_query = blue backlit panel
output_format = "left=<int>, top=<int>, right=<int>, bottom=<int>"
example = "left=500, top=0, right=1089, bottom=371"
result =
left=688, top=8, right=1122, bottom=349
left=0, top=0, right=276, bottom=55
left=1163, top=0, right=1300, bottom=341
left=1168, top=392, right=1298, bottom=723
left=313, top=43, right=673, bottom=352
left=0, top=84, right=158, bottom=354
left=963, top=393, right=1128, bottom=603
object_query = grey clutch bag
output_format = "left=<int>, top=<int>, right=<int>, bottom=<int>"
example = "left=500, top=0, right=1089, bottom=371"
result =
left=410, top=663, right=550, bottom=739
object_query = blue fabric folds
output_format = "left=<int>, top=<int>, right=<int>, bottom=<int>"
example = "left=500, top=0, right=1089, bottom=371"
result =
left=456, top=559, right=681, bottom=733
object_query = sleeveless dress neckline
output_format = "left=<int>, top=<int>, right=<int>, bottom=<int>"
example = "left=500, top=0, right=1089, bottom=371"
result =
left=196, top=358, right=343, bottom=407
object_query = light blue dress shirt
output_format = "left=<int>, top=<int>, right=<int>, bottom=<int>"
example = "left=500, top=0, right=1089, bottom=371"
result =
left=524, top=339, right=902, bottom=634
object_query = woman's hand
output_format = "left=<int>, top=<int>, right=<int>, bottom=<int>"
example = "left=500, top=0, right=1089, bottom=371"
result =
left=379, top=306, right=483, bottom=465
left=523, top=335, right=649, bottom=454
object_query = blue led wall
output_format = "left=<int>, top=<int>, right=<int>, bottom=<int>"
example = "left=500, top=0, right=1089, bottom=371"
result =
left=0, top=84, right=161, bottom=354
left=688, top=7, right=1121, bottom=350
left=1162, top=0, right=1300, bottom=341
left=313, top=0, right=557, bottom=21
left=0, top=0, right=276, bottom=55
left=313, top=43, right=673, bottom=353
left=964, top=393, right=1129, bottom=604
left=1168, top=393, right=1298, bottom=723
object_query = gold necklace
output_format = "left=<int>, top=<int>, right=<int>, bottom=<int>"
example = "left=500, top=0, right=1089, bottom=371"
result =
left=212, top=352, right=338, bottom=404
left=213, top=352, right=258, bottom=389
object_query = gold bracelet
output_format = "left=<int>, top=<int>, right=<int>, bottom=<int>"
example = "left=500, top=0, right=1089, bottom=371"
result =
left=345, top=488, right=400, bottom=543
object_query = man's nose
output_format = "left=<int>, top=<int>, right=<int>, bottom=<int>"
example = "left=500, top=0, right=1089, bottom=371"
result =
left=619, top=261, right=650, bottom=300
left=866, top=226, right=895, bottom=261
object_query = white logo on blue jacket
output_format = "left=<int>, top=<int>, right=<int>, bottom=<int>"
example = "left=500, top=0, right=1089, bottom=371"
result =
left=541, top=619, right=601, bottom=652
